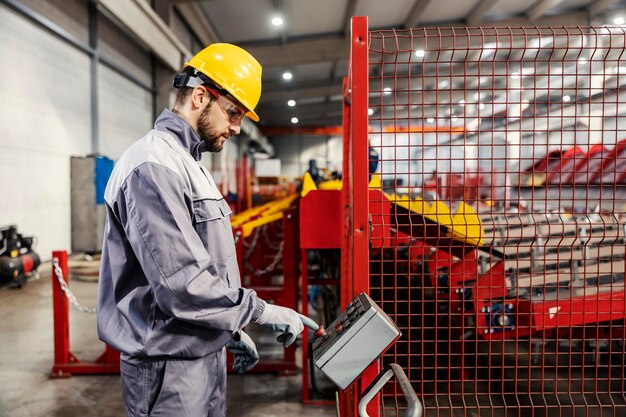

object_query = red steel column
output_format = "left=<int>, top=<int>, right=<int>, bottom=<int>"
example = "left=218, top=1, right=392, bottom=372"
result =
left=351, top=16, right=377, bottom=417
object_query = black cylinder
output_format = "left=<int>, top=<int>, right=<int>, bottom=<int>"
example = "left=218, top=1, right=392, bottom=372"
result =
left=0, top=251, right=41, bottom=282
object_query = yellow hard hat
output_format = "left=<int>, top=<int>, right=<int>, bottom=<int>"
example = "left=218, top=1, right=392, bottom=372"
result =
left=186, top=43, right=262, bottom=122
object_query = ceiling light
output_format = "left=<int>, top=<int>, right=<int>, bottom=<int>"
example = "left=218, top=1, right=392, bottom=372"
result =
left=368, top=108, right=374, bottom=116
left=479, top=103, right=486, bottom=110
left=271, top=16, right=284, bottom=26
left=451, top=117, right=458, bottom=122
left=287, top=99, right=296, bottom=107
left=614, top=16, right=625, bottom=25
left=414, top=49, right=425, bottom=58
left=383, top=87, right=392, bottom=95
left=563, top=95, right=571, bottom=102
left=282, top=71, right=293, bottom=80
left=511, top=72, right=520, bottom=78
left=439, top=80, right=449, bottom=88
left=426, top=118, right=434, bottom=123
left=459, top=99, right=466, bottom=106
left=291, top=117, right=299, bottom=124
left=578, top=57, right=588, bottom=63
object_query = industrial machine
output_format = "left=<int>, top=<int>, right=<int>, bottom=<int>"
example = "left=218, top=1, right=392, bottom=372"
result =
left=0, top=225, right=40, bottom=287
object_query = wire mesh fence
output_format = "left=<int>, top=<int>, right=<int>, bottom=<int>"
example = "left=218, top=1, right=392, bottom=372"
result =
left=352, top=24, right=626, bottom=417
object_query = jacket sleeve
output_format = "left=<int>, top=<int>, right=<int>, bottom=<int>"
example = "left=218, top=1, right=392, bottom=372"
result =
left=115, top=161, right=265, bottom=332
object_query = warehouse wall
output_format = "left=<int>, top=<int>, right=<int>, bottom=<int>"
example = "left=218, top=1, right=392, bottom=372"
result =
left=0, top=1, right=167, bottom=260
left=98, top=13, right=154, bottom=158
left=0, top=2, right=92, bottom=261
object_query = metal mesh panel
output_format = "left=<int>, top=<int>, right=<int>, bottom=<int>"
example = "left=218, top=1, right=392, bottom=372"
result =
left=362, top=26, right=626, bottom=417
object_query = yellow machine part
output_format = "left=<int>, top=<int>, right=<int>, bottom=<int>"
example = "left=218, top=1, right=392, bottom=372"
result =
left=449, top=202, right=484, bottom=246
left=231, top=194, right=298, bottom=227
left=241, top=212, right=284, bottom=238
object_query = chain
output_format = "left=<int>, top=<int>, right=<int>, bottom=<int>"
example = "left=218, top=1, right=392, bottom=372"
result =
left=262, top=224, right=283, bottom=251
left=244, top=227, right=261, bottom=258
left=52, top=258, right=97, bottom=314
left=245, top=241, right=284, bottom=276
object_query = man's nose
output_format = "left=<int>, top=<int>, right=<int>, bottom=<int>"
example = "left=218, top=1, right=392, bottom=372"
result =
left=229, top=119, right=242, bottom=135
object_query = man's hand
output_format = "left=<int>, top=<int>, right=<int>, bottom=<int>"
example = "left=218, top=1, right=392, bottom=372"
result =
left=254, top=303, right=319, bottom=347
left=226, top=331, right=259, bottom=374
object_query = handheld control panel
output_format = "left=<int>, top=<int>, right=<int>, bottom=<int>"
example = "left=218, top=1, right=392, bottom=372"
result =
left=312, top=292, right=401, bottom=390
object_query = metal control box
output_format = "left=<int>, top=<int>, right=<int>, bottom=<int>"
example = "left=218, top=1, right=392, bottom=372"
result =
left=312, top=292, right=400, bottom=390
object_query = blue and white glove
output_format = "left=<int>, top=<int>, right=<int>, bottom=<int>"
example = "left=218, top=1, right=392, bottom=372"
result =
left=254, top=302, right=319, bottom=347
left=226, top=331, right=259, bottom=374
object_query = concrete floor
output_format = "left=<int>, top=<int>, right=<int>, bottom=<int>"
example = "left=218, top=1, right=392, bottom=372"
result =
left=0, top=267, right=336, bottom=417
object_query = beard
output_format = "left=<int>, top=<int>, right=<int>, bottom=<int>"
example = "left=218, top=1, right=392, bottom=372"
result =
left=197, top=103, right=225, bottom=152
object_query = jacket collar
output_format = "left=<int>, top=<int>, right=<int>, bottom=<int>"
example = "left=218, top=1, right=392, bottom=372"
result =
left=154, top=109, right=207, bottom=161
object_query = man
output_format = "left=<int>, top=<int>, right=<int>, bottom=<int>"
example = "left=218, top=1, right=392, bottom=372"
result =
left=97, top=43, right=317, bottom=417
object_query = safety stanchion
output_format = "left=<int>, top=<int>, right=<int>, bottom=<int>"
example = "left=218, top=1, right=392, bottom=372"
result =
left=50, top=250, right=119, bottom=378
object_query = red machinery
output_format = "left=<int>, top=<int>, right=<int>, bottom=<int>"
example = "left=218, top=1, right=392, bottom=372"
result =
left=545, top=146, right=585, bottom=185
left=591, top=138, right=626, bottom=184
left=563, top=144, right=608, bottom=184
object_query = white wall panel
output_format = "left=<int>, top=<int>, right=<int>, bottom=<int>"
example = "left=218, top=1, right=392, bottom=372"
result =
left=98, top=13, right=152, bottom=84
left=98, top=65, right=153, bottom=159
left=0, top=5, right=91, bottom=260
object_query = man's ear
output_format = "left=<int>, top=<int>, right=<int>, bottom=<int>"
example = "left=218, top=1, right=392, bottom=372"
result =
left=191, top=86, right=209, bottom=110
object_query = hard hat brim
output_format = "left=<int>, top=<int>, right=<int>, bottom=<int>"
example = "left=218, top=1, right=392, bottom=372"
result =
left=247, top=110, right=260, bottom=122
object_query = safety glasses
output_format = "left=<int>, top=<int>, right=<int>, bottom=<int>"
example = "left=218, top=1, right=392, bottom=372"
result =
left=202, top=86, right=246, bottom=123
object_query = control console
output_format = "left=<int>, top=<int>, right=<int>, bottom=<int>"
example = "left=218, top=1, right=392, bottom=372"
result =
left=312, top=292, right=400, bottom=390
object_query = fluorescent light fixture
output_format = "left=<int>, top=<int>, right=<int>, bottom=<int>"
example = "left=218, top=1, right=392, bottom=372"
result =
left=282, top=71, right=293, bottom=80
left=414, top=49, right=425, bottom=58
left=287, top=99, right=296, bottom=107
left=368, top=108, right=374, bottom=116
left=291, top=117, right=299, bottom=124
left=563, top=95, right=571, bottom=102
left=383, top=87, right=392, bottom=95
left=271, top=16, right=284, bottom=26
left=578, top=57, right=588, bottom=63
left=426, top=118, right=435, bottom=123
left=614, top=16, right=625, bottom=25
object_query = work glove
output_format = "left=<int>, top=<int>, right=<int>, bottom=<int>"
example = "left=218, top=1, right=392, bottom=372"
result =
left=255, top=302, right=319, bottom=347
left=226, top=331, right=259, bottom=374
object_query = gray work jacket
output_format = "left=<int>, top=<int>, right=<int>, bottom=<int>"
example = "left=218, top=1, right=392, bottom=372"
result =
left=97, top=109, right=264, bottom=359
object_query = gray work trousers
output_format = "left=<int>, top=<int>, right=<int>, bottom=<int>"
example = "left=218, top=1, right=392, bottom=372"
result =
left=119, top=348, right=226, bottom=417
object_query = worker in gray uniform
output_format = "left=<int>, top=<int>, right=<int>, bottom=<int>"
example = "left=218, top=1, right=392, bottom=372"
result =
left=97, top=43, right=318, bottom=417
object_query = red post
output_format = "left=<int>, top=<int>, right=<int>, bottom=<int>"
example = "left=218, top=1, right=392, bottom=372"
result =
left=50, top=250, right=120, bottom=376
left=52, top=250, right=71, bottom=375
left=339, top=15, right=378, bottom=417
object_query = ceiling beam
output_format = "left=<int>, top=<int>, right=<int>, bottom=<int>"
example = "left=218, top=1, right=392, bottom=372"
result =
left=175, top=2, right=220, bottom=45
left=98, top=0, right=190, bottom=70
left=527, top=0, right=565, bottom=21
left=588, top=0, right=619, bottom=16
left=466, top=0, right=500, bottom=26
left=260, top=83, right=343, bottom=104
left=244, top=36, right=349, bottom=68
left=243, top=11, right=588, bottom=69
left=404, top=0, right=435, bottom=28
left=260, top=100, right=342, bottom=119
